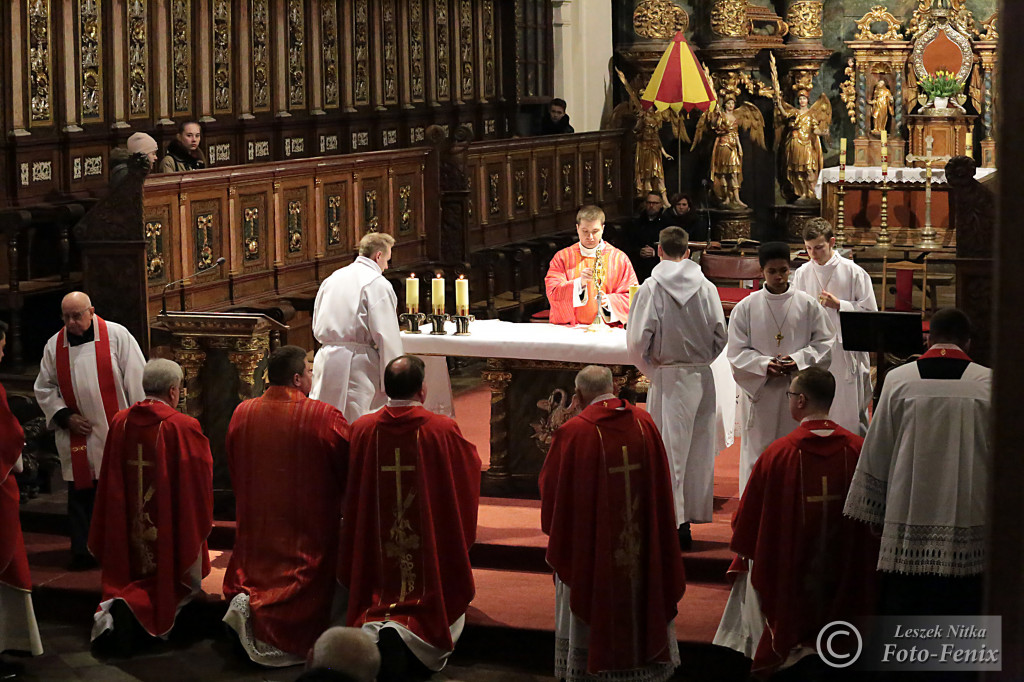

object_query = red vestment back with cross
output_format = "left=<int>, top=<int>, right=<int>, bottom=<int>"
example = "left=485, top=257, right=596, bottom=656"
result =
left=339, top=405, right=481, bottom=653
left=88, top=400, right=213, bottom=637
left=730, top=420, right=879, bottom=677
left=540, top=399, right=685, bottom=674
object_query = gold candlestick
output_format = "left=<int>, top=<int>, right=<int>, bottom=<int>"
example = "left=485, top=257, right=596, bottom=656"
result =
left=876, top=180, right=891, bottom=247
left=835, top=183, right=847, bottom=248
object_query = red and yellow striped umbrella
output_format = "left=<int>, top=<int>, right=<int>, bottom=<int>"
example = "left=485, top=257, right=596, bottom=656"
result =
left=641, top=31, right=716, bottom=113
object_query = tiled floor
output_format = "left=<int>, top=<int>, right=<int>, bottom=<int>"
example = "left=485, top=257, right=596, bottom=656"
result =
left=6, top=618, right=557, bottom=681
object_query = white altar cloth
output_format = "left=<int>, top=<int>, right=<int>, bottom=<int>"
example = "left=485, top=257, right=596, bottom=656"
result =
left=815, top=165, right=997, bottom=199
left=402, top=319, right=737, bottom=451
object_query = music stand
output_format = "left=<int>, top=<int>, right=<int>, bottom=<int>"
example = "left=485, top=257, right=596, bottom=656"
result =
left=840, top=311, right=926, bottom=404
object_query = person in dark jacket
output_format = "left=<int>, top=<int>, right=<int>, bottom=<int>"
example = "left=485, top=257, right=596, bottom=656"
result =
left=158, top=121, right=206, bottom=173
left=661, top=192, right=708, bottom=242
left=538, top=98, right=575, bottom=135
left=626, top=192, right=666, bottom=282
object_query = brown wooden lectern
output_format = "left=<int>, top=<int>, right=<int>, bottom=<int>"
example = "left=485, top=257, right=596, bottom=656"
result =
left=158, top=311, right=287, bottom=516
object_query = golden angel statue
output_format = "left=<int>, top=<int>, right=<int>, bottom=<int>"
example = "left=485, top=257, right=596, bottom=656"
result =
left=692, top=97, right=766, bottom=209
left=775, top=90, right=832, bottom=202
left=869, top=79, right=894, bottom=136
left=614, top=67, right=676, bottom=203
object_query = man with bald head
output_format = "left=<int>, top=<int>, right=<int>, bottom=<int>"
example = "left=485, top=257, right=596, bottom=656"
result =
left=34, top=291, right=146, bottom=569
left=340, top=355, right=480, bottom=681
left=541, top=365, right=684, bottom=682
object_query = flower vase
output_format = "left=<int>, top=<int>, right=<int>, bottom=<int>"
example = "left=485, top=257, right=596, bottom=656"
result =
left=933, top=96, right=949, bottom=110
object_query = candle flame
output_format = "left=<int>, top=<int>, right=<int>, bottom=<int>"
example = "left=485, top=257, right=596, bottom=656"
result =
left=435, top=273, right=443, bottom=279
left=458, top=274, right=465, bottom=280
left=410, top=273, right=415, bottom=278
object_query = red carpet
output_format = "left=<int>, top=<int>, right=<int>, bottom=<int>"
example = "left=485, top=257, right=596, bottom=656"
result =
left=22, top=386, right=742, bottom=649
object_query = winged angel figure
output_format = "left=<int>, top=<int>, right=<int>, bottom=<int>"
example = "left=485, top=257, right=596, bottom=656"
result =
left=692, top=98, right=765, bottom=209
left=775, top=91, right=832, bottom=202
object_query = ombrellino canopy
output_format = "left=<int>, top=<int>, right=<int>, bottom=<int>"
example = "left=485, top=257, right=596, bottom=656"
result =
left=641, top=31, right=717, bottom=113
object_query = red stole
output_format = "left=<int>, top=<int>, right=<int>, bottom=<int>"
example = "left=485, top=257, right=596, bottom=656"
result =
left=0, top=383, right=30, bottom=592
left=541, top=400, right=685, bottom=674
left=55, top=316, right=121, bottom=488
left=920, top=346, right=971, bottom=361
left=340, top=406, right=480, bottom=652
left=88, top=399, right=213, bottom=637
left=730, top=420, right=879, bottom=678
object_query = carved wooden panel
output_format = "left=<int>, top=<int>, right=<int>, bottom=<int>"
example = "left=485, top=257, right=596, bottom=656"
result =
left=191, top=199, right=223, bottom=273
left=358, top=173, right=388, bottom=236
left=239, top=192, right=268, bottom=271
left=126, top=0, right=150, bottom=119
left=28, top=0, right=54, bottom=126
left=557, top=154, right=576, bottom=211
left=321, top=0, right=340, bottom=109
left=212, top=0, right=232, bottom=114
left=171, top=0, right=193, bottom=116
left=286, top=0, right=306, bottom=110
left=535, top=153, right=554, bottom=214
left=393, top=171, right=420, bottom=237
left=353, top=0, right=371, bottom=106
left=323, top=179, right=351, bottom=252
left=79, top=0, right=103, bottom=123
left=143, top=203, right=174, bottom=284
left=250, top=0, right=271, bottom=112
left=509, top=155, right=532, bottom=217
left=282, top=186, right=310, bottom=260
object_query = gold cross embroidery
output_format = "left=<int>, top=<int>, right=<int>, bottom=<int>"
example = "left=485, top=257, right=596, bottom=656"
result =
left=130, top=444, right=151, bottom=517
left=609, top=446, right=641, bottom=511
left=806, top=476, right=842, bottom=516
left=381, top=448, right=416, bottom=510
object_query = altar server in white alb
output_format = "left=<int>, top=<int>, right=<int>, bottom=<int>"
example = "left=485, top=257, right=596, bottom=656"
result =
left=791, top=218, right=876, bottom=435
left=310, top=232, right=403, bottom=423
left=728, top=242, right=833, bottom=493
left=627, top=226, right=727, bottom=549
left=34, top=292, right=146, bottom=569
left=844, top=308, right=991, bottom=616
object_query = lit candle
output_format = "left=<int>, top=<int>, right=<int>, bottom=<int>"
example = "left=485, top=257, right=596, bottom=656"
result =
left=880, top=129, right=887, bottom=145
left=455, top=275, right=469, bottom=316
left=406, top=273, right=420, bottom=314
left=965, top=131, right=973, bottom=158
left=628, top=284, right=640, bottom=310
left=432, top=274, right=445, bottom=315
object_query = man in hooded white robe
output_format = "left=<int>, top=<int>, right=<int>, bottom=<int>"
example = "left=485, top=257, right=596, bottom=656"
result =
left=728, top=242, right=833, bottom=494
left=310, top=233, right=403, bottom=423
left=627, top=226, right=727, bottom=531
left=791, top=218, right=876, bottom=435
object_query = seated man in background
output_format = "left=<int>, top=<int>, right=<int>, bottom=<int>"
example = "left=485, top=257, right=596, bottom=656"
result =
left=223, top=345, right=350, bottom=667
left=626, top=192, right=666, bottom=283
left=339, top=355, right=480, bottom=681
left=545, top=205, right=638, bottom=325
left=715, top=368, right=878, bottom=679
left=538, top=97, right=575, bottom=135
left=89, top=359, right=213, bottom=655
left=661, top=192, right=706, bottom=242
left=541, top=365, right=685, bottom=682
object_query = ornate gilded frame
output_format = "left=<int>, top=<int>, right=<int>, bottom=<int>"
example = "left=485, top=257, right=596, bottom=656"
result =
left=911, top=22, right=974, bottom=84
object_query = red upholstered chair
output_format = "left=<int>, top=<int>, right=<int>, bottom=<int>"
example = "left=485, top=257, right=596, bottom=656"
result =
left=700, top=252, right=763, bottom=317
left=880, top=253, right=931, bottom=332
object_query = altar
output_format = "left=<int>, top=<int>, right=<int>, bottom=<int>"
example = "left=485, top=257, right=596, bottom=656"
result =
left=402, top=319, right=736, bottom=498
left=817, top=165, right=996, bottom=246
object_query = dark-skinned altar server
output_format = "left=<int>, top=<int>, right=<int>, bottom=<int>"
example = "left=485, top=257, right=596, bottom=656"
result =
left=34, top=291, right=146, bottom=570
left=339, top=355, right=480, bottom=682
left=89, top=359, right=213, bottom=652
left=791, top=218, right=877, bottom=435
left=310, top=232, right=403, bottom=423
left=224, top=345, right=350, bottom=666
left=728, top=242, right=833, bottom=494
left=541, top=365, right=685, bottom=682
left=545, top=205, right=638, bottom=325
left=715, top=368, right=878, bottom=678
left=1, top=320, right=43, bottom=670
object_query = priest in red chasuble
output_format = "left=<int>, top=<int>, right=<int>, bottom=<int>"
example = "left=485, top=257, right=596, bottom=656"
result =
left=544, top=205, right=638, bottom=325
left=88, top=359, right=213, bottom=650
left=339, top=355, right=480, bottom=681
left=223, top=345, right=350, bottom=666
left=716, top=368, right=878, bottom=678
left=541, top=365, right=685, bottom=682
left=0, top=321, right=43, bottom=667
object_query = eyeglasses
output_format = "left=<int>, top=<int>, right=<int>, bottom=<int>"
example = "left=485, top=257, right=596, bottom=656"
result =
left=62, top=308, right=92, bottom=323
left=785, top=391, right=804, bottom=399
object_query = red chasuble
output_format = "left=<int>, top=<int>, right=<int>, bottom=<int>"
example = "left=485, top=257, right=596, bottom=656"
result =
left=223, top=386, right=350, bottom=657
left=731, top=420, right=879, bottom=678
left=88, top=399, right=213, bottom=637
left=0, top=383, right=30, bottom=593
left=544, top=243, right=638, bottom=325
left=339, top=405, right=481, bottom=653
left=540, top=398, right=685, bottom=674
